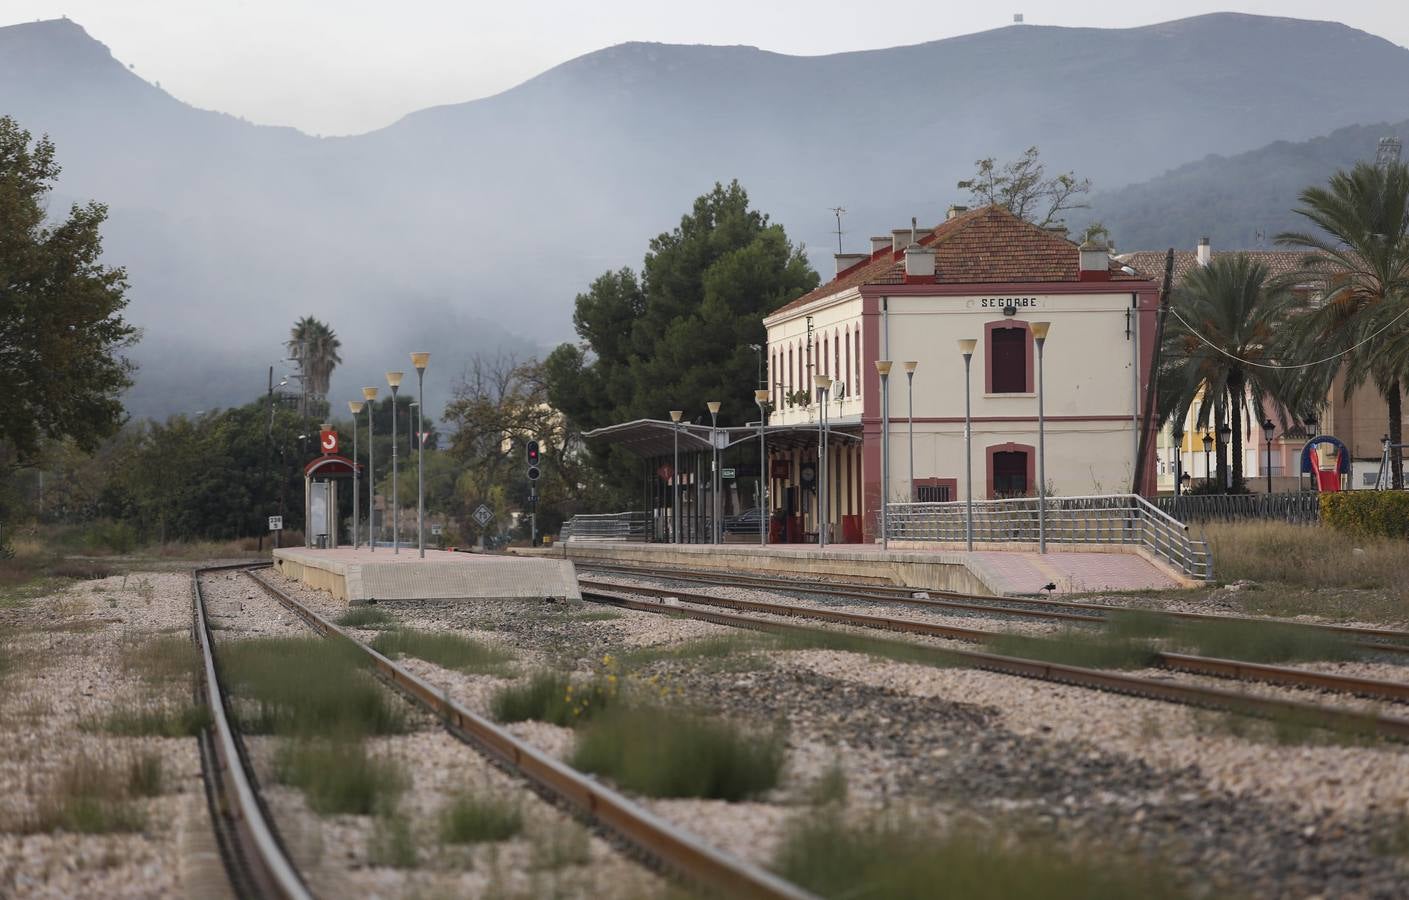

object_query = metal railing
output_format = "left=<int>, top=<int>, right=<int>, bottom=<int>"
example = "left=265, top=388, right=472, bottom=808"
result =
left=885, top=494, right=1212, bottom=581
left=1152, top=492, right=1321, bottom=525
left=562, top=511, right=652, bottom=542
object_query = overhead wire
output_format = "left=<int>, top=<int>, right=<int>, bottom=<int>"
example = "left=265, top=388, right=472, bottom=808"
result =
left=1166, top=303, right=1409, bottom=370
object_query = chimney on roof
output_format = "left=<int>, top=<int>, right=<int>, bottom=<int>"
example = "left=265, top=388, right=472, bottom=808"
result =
left=1196, top=236, right=1212, bottom=267
left=1078, top=238, right=1110, bottom=282
left=904, top=244, right=935, bottom=281
left=1044, top=224, right=1069, bottom=237
left=870, top=235, right=892, bottom=255
left=946, top=204, right=969, bottom=220
left=834, top=252, right=869, bottom=275
left=892, top=225, right=933, bottom=254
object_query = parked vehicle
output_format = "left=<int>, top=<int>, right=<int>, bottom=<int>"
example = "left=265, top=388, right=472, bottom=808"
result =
left=722, top=507, right=766, bottom=534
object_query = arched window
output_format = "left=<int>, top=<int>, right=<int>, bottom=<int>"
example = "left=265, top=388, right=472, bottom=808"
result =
left=985, top=321, right=1034, bottom=394
left=844, top=326, right=851, bottom=396
left=833, top=332, right=840, bottom=388
left=854, top=329, right=862, bottom=397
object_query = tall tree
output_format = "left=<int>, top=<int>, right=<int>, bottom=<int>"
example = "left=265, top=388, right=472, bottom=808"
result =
left=1278, top=161, right=1409, bottom=488
left=1159, top=255, right=1299, bottom=491
left=0, top=116, right=136, bottom=467
left=545, top=181, right=817, bottom=501
left=958, top=146, right=1093, bottom=230
left=286, top=316, right=343, bottom=409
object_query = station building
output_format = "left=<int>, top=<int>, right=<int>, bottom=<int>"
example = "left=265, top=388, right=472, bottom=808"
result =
left=582, top=205, right=1160, bottom=544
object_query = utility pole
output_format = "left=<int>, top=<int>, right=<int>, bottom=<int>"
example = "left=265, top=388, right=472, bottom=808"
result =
left=829, top=207, right=846, bottom=254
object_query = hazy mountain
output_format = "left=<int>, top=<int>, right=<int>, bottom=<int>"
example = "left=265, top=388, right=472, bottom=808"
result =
left=5, top=13, right=1409, bottom=417
left=1089, top=120, right=1409, bottom=252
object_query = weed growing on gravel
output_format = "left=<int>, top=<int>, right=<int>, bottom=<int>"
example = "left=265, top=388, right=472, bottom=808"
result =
left=371, top=628, right=514, bottom=674
left=806, top=762, right=848, bottom=807
left=623, top=634, right=772, bottom=666
left=1191, top=705, right=1379, bottom=747
left=574, top=611, right=623, bottom=622
left=34, top=754, right=147, bottom=834
left=128, top=751, right=164, bottom=797
left=529, top=820, right=591, bottom=870
left=336, top=607, right=397, bottom=629
left=773, top=809, right=1185, bottom=900
left=220, top=637, right=406, bottom=736
left=273, top=739, right=406, bottom=815
left=369, top=809, right=419, bottom=867
left=571, top=702, right=784, bottom=801
left=439, top=789, right=524, bottom=844
left=86, top=701, right=211, bottom=737
left=490, top=669, right=615, bottom=726
left=1106, top=609, right=1361, bottom=663
left=122, top=633, right=198, bottom=683
left=985, top=629, right=1159, bottom=670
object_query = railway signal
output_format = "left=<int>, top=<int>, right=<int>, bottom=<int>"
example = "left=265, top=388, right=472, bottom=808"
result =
left=526, top=440, right=541, bottom=481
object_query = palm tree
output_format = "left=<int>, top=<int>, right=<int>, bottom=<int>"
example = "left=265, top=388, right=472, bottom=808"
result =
left=286, top=316, right=343, bottom=413
left=1158, top=255, right=1300, bottom=491
left=1278, top=160, right=1409, bottom=488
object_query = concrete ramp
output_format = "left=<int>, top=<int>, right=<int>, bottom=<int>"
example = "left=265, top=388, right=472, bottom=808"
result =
left=272, top=547, right=580, bottom=604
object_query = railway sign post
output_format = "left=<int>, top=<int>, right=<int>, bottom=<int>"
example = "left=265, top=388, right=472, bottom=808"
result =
left=472, top=503, right=493, bottom=549
left=268, top=515, right=283, bottom=549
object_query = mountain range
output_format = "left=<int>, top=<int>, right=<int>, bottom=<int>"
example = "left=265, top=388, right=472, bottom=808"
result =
left=4, top=13, right=1409, bottom=417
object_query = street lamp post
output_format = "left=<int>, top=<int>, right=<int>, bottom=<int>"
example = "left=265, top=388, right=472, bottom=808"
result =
left=348, top=400, right=364, bottom=548
left=903, top=361, right=918, bottom=501
left=1201, top=432, right=1213, bottom=490
left=958, top=340, right=976, bottom=551
left=1261, top=418, right=1275, bottom=494
left=816, top=375, right=832, bottom=548
left=411, top=352, right=430, bottom=557
left=1031, top=322, right=1051, bottom=554
left=707, top=401, right=722, bottom=544
left=362, top=387, right=379, bottom=550
left=387, top=371, right=404, bottom=552
left=1172, top=426, right=1185, bottom=499
left=755, top=389, right=770, bottom=547
left=875, top=360, right=893, bottom=549
left=1216, top=421, right=1233, bottom=492
left=670, top=410, right=683, bottom=543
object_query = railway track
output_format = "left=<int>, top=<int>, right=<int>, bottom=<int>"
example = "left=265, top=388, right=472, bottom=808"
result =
left=192, top=563, right=312, bottom=900
left=575, top=561, right=1409, bottom=652
left=577, top=577, right=1409, bottom=703
left=579, top=583, right=1409, bottom=741
left=229, top=568, right=814, bottom=900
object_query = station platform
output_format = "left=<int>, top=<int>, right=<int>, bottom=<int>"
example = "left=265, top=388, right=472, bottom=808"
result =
left=518, top=541, right=1186, bottom=596
left=272, top=547, right=581, bottom=604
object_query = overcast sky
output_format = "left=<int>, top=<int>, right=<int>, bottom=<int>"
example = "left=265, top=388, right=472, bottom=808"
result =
left=7, top=1, right=1408, bottom=135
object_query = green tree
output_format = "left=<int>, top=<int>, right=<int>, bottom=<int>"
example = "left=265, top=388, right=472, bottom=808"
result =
left=545, top=181, right=817, bottom=502
left=286, top=316, right=343, bottom=412
left=0, top=116, right=136, bottom=466
left=1278, top=160, right=1409, bottom=488
left=958, top=146, right=1092, bottom=229
left=1159, top=255, right=1300, bottom=491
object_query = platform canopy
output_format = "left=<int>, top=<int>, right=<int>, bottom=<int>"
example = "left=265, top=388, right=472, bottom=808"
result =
left=581, top=418, right=860, bottom=459
left=303, top=454, right=360, bottom=478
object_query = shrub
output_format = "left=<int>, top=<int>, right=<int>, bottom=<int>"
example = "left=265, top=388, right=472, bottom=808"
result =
left=571, top=704, right=784, bottom=801
left=490, top=670, right=614, bottom=726
left=273, top=739, right=406, bottom=815
left=82, top=521, right=138, bottom=555
left=1321, top=491, right=1409, bottom=540
left=439, top=790, right=523, bottom=844
left=773, top=810, right=1185, bottom=900
left=369, top=810, right=418, bottom=867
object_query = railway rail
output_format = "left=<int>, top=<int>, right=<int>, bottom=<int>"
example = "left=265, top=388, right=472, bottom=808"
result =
left=575, top=561, right=1409, bottom=651
left=579, top=584, right=1409, bottom=741
left=234, top=568, right=815, bottom=900
left=193, top=563, right=313, bottom=900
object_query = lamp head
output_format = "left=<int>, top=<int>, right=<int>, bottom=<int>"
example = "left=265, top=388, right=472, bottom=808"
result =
left=669, top=409, right=683, bottom=423
left=1202, top=432, right=1213, bottom=450
left=902, top=361, right=918, bottom=375
left=754, top=389, right=770, bottom=404
left=1030, top=321, right=1051, bottom=341
left=1216, top=421, right=1232, bottom=439
left=958, top=338, right=977, bottom=357
left=348, top=400, right=364, bottom=415
left=707, top=401, right=721, bottom=415
left=386, top=371, right=404, bottom=389
left=362, top=387, right=379, bottom=401
left=815, top=374, right=833, bottom=391
left=875, top=360, right=893, bottom=376
left=410, top=351, right=430, bottom=372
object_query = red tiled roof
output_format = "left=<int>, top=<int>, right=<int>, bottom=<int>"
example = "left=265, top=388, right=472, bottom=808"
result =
left=1116, top=249, right=1323, bottom=292
left=771, top=205, right=1143, bottom=318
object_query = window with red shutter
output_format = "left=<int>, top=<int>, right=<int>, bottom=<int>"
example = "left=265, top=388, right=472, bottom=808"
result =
left=990, top=327, right=1027, bottom=393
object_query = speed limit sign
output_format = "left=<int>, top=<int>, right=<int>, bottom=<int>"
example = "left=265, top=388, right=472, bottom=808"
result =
left=268, top=516, right=284, bottom=531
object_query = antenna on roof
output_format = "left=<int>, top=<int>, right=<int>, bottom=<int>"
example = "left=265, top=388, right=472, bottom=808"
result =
left=911, top=216, right=918, bottom=246
left=829, top=207, right=846, bottom=254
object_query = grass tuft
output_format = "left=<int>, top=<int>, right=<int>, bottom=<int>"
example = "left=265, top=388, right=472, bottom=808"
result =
left=220, top=637, right=406, bottom=737
left=1107, top=609, right=1361, bottom=664
left=371, top=628, right=514, bottom=674
left=127, top=751, right=164, bottom=797
left=336, top=607, right=397, bottom=629
left=369, top=809, right=419, bottom=867
left=86, top=701, right=211, bottom=737
left=34, top=754, right=147, bottom=834
left=273, top=739, right=406, bottom=815
left=774, top=810, right=1185, bottom=900
left=439, top=789, right=524, bottom=844
left=491, top=670, right=614, bottom=726
left=571, top=703, right=784, bottom=801
left=122, top=633, right=198, bottom=684
left=986, top=629, right=1159, bottom=670
left=529, top=820, right=592, bottom=870
left=806, top=762, right=848, bottom=807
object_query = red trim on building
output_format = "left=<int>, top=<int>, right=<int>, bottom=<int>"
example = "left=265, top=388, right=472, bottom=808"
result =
left=985, top=442, right=1037, bottom=499
left=860, top=295, right=882, bottom=542
left=1078, top=269, right=1111, bottom=282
